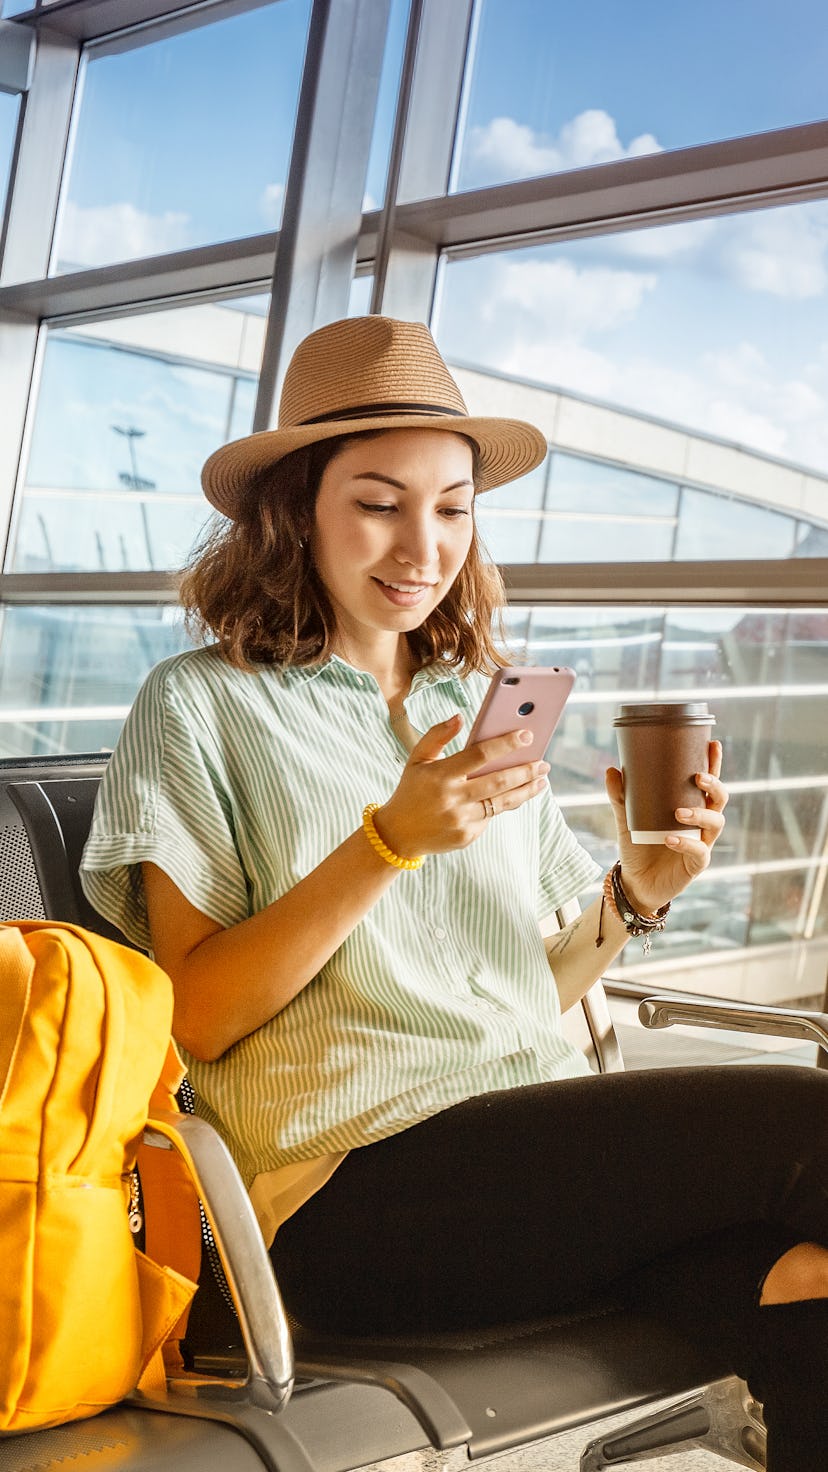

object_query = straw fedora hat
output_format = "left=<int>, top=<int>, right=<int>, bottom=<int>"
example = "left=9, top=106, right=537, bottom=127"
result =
left=201, top=316, right=548, bottom=518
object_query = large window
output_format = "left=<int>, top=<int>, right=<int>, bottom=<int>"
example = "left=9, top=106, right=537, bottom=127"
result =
left=54, top=0, right=311, bottom=272
left=506, top=604, right=828, bottom=999
left=0, top=604, right=191, bottom=758
left=470, top=447, right=828, bottom=568
left=8, top=295, right=268, bottom=573
left=453, top=0, right=828, bottom=191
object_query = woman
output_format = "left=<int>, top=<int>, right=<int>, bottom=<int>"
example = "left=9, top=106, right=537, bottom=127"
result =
left=82, top=316, right=828, bottom=1469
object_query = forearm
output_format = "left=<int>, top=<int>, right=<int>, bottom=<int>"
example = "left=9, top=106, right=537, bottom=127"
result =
left=148, top=827, right=400, bottom=1061
left=545, top=893, right=633, bottom=1012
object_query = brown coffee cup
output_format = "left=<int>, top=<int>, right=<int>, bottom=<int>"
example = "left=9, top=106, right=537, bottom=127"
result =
left=613, top=702, right=716, bottom=845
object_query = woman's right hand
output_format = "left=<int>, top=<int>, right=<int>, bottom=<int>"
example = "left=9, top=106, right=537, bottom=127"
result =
left=375, top=713, right=550, bottom=859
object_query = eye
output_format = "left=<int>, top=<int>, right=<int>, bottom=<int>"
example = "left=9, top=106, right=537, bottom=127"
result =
left=357, top=501, right=396, bottom=514
left=439, top=506, right=471, bottom=518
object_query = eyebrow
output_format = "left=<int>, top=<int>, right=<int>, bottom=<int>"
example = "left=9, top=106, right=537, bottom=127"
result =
left=352, top=472, right=474, bottom=494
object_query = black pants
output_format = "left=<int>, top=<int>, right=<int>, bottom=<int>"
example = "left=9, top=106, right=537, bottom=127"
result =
left=272, top=1065, right=828, bottom=1469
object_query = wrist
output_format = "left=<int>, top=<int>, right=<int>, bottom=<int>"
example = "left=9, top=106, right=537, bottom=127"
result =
left=601, top=863, right=671, bottom=958
left=616, top=867, right=669, bottom=917
left=364, top=804, right=424, bottom=870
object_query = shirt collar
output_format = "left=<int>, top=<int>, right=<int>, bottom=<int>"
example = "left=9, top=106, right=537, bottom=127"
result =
left=280, top=656, right=473, bottom=705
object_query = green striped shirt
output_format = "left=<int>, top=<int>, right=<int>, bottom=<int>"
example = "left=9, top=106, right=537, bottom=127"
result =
left=81, top=647, right=600, bottom=1185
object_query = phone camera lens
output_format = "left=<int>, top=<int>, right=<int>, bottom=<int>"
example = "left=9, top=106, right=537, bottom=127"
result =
left=518, top=701, right=534, bottom=716
left=503, top=676, right=519, bottom=686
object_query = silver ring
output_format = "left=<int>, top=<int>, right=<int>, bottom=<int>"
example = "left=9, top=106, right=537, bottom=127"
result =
left=482, top=796, right=495, bottom=819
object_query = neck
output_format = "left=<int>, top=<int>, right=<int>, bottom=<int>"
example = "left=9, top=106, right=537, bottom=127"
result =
left=332, top=631, right=413, bottom=703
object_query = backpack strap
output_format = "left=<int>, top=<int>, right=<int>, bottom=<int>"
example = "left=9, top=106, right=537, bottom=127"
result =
left=138, top=1043, right=203, bottom=1368
left=0, top=927, right=35, bottom=1109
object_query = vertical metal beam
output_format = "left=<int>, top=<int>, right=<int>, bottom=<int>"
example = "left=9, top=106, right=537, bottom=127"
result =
left=252, top=0, right=392, bottom=432
left=368, top=0, right=423, bottom=315
left=376, top=0, right=475, bottom=322
left=0, top=28, right=80, bottom=569
left=0, top=316, right=40, bottom=571
left=1, top=27, right=80, bottom=286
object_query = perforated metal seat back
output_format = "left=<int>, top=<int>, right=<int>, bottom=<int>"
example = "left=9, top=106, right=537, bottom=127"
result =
left=0, top=755, right=111, bottom=930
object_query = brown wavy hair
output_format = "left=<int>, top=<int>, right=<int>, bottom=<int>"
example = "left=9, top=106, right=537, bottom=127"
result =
left=180, top=432, right=509, bottom=674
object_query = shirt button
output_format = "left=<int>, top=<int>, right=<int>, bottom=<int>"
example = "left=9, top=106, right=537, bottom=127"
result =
left=433, top=926, right=447, bottom=941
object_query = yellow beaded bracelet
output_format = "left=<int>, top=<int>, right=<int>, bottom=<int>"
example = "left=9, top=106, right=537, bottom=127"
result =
left=362, top=803, right=424, bottom=871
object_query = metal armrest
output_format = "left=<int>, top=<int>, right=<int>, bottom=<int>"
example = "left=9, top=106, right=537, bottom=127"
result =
left=638, top=995, right=828, bottom=1056
left=136, top=1109, right=294, bottom=1414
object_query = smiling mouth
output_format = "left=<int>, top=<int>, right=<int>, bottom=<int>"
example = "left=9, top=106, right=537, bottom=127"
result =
left=375, top=578, right=435, bottom=592
left=372, top=577, right=437, bottom=605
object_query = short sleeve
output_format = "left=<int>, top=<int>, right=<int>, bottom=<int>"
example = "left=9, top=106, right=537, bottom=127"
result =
left=80, top=658, right=250, bottom=950
left=535, top=783, right=602, bottom=919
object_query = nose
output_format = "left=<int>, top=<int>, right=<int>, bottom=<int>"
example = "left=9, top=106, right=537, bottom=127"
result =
left=393, top=510, right=439, bottom=573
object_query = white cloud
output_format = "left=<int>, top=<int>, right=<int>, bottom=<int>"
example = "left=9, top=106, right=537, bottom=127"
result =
left=611, top=217, right=719, bottom=263
left=489, top=257, right=657, bottom=340
left=58, top=200, right=191, bottom=269
left=466, top=110, right=661, bottom=183
left=717, top=205, right=828, bottom=300
left=259, top=182, right=285, bottom=227
left=699, top=341, right=828, bottom=463
left=464, top=115, right=828, bottom=306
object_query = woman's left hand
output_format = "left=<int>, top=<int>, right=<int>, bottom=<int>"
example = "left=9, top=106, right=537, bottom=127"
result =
left=605, top=740, right=728, bottom=915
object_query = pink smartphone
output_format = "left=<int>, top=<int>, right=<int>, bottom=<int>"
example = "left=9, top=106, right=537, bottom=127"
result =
left=464, top=666, right=575, bottom=777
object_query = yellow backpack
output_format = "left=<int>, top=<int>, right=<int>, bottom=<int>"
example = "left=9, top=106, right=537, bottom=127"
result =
left=0, top=921, right=197, bottom=1434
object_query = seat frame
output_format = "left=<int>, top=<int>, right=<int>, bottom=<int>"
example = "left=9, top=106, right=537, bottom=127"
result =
left=3, top=754, right=828, bottom=1471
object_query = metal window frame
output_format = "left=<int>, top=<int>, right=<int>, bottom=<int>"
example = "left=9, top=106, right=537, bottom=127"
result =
left=1, top=558, right=826, bottom=608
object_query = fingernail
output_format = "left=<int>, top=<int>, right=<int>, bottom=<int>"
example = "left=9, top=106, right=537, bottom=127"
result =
left=539, top=761, right=551, bottom=774
left=518, top=729, right=533, bottom=744
left=665, top=834, right=681, bottom=847
left=676, top=807, right=694, bottom=819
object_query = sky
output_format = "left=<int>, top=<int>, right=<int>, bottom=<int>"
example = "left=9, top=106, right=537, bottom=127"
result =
left=433, top=0, right=828, bottom=476
left=10, top=0, right=828, bottom=573
left=55, top=0, right=409, bottom=269
left=455, top=0, right=828, bottom=185
left=435, top=200, right=828, bottom=475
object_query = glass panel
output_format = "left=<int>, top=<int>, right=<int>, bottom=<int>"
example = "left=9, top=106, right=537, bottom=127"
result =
left=54, top=0, right=311, bottom=272
left=363, top=0, right=411, bottom=210
left=539, top=453, right=677, bottom=563
left=674, top=487, right=797, bottom=561
left=10, top=295, right=269, bottom=573
left=495, top=600, right=825, bottom=1000
left=438, top=203, right=828, bottom=561
left=795, top=520, right=828, bottom=557
left=454, top=0, right=828, bottom=192
left=504, top=604, right=828, bottom=1000
left=348, top=273, right=374, bottom=316
left=0, top=604, right=191, bottom=758
left=0, top=0, right=32, bottom=16
left=0, top=91, right=20, bottom=219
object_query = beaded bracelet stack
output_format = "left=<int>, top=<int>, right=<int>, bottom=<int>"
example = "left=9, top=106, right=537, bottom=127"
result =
left=597, top=860, right=671, bottom=956
left=362, top=803, right=424, bottom=871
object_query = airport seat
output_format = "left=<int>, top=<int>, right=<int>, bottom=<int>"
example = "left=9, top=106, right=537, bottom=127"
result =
left=3, top=752, right=828, bottom=1472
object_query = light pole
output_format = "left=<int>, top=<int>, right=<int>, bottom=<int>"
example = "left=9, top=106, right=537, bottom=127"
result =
left=112, top=424, right=156, bottom=569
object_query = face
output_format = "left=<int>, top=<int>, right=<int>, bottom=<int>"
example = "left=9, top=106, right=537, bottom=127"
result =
left=310, top=428, right=475, bottom=658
